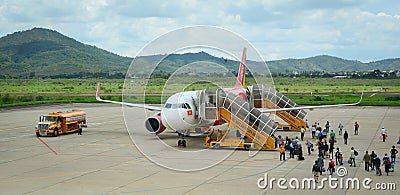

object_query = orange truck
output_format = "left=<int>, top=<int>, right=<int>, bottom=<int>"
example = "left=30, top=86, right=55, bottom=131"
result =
left=35, top=110, right=87, bottom=137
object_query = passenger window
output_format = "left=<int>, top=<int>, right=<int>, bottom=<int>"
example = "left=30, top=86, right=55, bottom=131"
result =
left=164, top=103, right=172, bottom=108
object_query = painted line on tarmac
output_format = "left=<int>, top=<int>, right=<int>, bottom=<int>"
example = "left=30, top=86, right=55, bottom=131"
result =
left=36, top=136, right=58, bottom=155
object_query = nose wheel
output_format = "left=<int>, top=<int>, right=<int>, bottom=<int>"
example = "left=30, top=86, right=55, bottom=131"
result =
left=177, top=133, right=186, bottom=148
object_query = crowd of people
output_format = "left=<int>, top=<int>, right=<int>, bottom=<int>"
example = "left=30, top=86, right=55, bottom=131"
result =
left=276, top=120, right=398, bottom=183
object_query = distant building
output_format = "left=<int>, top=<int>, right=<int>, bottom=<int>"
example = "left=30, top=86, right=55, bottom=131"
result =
left=332, top=76, right=347, bottom=79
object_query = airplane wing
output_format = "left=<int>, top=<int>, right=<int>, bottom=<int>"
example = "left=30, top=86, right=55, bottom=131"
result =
left=96, top=82, right=162, bottom=111
left=258, top=93, right=363, bottom=113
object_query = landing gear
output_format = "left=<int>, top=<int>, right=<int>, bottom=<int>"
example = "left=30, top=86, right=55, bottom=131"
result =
left=177, top=132, right=186, bottom=148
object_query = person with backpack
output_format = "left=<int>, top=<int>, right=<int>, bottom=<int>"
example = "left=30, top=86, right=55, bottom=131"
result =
left=350, top=147, right=357, bottom=167
left=328, top=158, right=335, bottom=175
left=383, top=154, right=391, bottom=176
left=390, top=145, right=398, bottom=164
left=373, top=155, right=382, bottom=176
left=312, top=160, right=320, bottom=183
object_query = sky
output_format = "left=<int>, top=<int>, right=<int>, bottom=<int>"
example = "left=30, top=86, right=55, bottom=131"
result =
left=0, top=0, right=399, bottom=62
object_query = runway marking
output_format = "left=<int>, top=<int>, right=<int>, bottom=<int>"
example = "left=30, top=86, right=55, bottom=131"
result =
left=36, top=136, right=58, bottom=155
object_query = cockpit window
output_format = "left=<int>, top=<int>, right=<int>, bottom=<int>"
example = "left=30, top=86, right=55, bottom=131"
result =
left=184, top=103, right=191, bottom=109
left=165, top=103, right=191, bottom=109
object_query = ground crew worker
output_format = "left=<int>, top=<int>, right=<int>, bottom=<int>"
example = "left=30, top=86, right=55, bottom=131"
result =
left=279, top=144, right=285, bottom=161
left=300, top=126, right=305, bottom=141
left=77, top=122, right=83, bottom=135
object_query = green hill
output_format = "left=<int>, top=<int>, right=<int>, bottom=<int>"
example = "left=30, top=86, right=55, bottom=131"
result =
left=0, top=27, right=399, bottom=78
left=0, top=28, right=132, bottom=78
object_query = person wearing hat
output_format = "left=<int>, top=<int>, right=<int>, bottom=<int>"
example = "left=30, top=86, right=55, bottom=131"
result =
left=381, top=127, right=387, bottom=142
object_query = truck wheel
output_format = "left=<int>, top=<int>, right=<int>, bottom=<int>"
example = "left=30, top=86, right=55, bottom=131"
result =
left=36, top=132, right=40, bottom=137
left=244, top=144, right=250, bottom=151
left=53, top=129, right=58, bottom=137
left=213, top=143, right=220, bottom=149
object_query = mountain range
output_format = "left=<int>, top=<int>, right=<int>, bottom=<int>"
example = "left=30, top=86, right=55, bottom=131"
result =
left=0, top=28, right=399, bottom=78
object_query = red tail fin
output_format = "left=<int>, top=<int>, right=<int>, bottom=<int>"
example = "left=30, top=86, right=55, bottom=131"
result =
left=234, top=47, right=247, bottom=89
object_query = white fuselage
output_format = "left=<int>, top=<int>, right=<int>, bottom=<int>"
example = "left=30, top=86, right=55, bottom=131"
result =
left=160, top=91, right=200, bottom=132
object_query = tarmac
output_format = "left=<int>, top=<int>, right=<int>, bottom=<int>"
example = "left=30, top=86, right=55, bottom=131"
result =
left=0, top=103, right=399, bottom=194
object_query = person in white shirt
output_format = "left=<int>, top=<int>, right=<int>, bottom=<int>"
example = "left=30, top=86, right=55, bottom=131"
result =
left=381, top=127, right=387, bottom=142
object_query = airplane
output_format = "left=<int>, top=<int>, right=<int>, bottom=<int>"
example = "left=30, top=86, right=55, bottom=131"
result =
left=96, top=47, right=362, bottom=147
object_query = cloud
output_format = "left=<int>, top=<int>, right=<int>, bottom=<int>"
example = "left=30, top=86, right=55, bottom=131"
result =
left=0, top=0, right=399, bottom=62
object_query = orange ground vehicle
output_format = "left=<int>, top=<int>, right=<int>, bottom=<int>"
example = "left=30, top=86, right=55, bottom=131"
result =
left=35, top=110, right=87, bottom=137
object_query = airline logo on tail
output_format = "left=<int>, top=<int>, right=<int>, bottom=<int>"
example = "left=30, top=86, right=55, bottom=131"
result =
left=234, top=47, right=247, bottom=89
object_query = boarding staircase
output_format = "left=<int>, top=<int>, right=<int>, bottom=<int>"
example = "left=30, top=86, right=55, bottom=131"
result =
left=199, top=88, right=277, bottom=150
left=250, top=85, right=307, bottom=130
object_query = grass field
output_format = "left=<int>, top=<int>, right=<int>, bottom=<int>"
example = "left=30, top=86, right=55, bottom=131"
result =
left=1, top=78, right=400, bottom=107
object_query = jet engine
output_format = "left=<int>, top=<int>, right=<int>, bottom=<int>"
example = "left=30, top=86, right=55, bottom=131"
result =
left=145, top=113, right=166, bottom=135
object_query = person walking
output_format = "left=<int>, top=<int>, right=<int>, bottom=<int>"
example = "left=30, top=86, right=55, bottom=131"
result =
left=370, top=151, right=377, bottom=170
left=350, top=147, right=356, bottom=167
left=279, top=143, right=285, bottom=161
left=390, top=146, right=398, bottom=164
left=312, top=160, right=320, bottom=183
left=343, top=131, right=348, bottom=145
left=338, top=122, right=344, bottom=135
left=328, top=158, right=335, bottom=175
left=354, top=122, right=359, bottom=135
left=306, top=140, right=312, bottom=155
left=381, top=127, right=387, bottom=142
left=298, top=144, right=304, bottom=160
left=311, top=125, right=316, bottom=139
left=373, top=155, right=382, bottom=176
left=335, top=148, right=341, bottom=165
left=325, top=121, right=330, bottom=131
left=289, top=141, right=295, bottom=158
left=306, top=119, right=310, bottom=130
left=363, top=151, right=371, bottom=171
left=300, top=126, right=305, bottom=141
left=329, top=139, right=334, bottom=159
left=382, top=154, right=391, bottom=176
left=317, top=155, right=324, bottom=175
left=330, top=130, right=335, bottom=141
left=77, top=122, right=83, bottom=135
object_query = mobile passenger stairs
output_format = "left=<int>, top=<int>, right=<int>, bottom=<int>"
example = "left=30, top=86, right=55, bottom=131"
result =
left=250, top=85, right=307, bottom=131
left=200, top=88, right=277, bottom=150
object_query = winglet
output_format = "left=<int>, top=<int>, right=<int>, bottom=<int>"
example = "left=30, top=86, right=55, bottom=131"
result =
left=96, top=82, right=101, bottom=101
left=234, top=47, right=247, bottom=89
